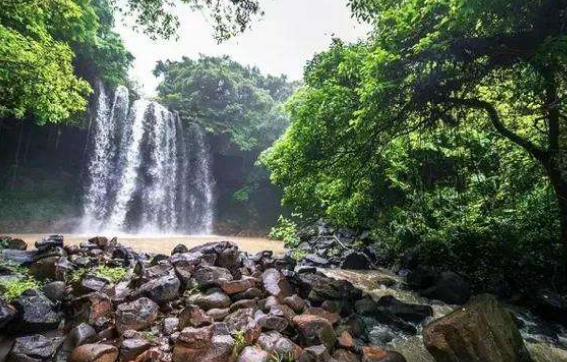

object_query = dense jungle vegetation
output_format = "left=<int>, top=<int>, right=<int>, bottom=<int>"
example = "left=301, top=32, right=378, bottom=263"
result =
left=263, top=0, right=567, bottom=292
left=1, top=0, right=567, bottom=293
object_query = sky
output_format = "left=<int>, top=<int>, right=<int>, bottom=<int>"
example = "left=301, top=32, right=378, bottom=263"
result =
left=115, top=0, right=371, bottom=96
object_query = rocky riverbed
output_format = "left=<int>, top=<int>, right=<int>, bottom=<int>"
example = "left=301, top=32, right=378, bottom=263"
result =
left=0, top=235, right=566, bottom=362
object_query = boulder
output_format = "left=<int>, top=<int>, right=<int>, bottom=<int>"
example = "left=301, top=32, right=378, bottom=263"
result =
left=120, top=339, right=152, bottom=361
left=1, top=249, right=38, bottom=265
left=237, top=346, right=270, bottom=362
left=224, top=308, right=262, bottom=344
left=43, top=281, right=66, bottom=302
left=88, top=236, right=109, bottom=249
left=116, top=298, right=159, bottom=333
left=136, top=274, right=181, bottom=304
left=30, top=256, right=62, bottom=280
left=375, top=296, right=433, bottom=323
left=7, top=335, right=57, bottom=362
left=172, top=244, right=189, bottom=255
left=221, top=277, right=257, bottom=295
left=229, top=299, right=258, bottom=313
left=72, top=292, right=114, bottom=328
left=68, top=323, right=97, bottom=347
left=189, top=289, right=231, bottom=310
left=0, top=296, right=17, bottom=329
left=199, top=334, right=236, bottom=362
left=69, top=344, right=118, bottom=362
left=172, top=327, right=212, bottom=362
left=206, top=308, right=230, bottom=321
left=305, top=307, right=340, bottom=325
left=361, top=347, right=406, bottom=362
left=420, top=271, right=471, bottom=305
left=293, top=314, right=337, bottom=350
left=179, top=305, right=214, bottom=328
left=256, top=313, right=289, bottom=332
left=299, top=345, right=331, bottom=362
left=12, top=289, right=61, bottom=332
left=194, top=266, right=233, bottom=287
left=333, top=349, right=360, bottom=362
left=257, top=331, right=302, bottom=360
left=233, top=287, right=264, bottom=301
left=299, top=273, right=361, bottom=303
left=217, top=242, right=241, bottom=270
left=79, top=275, right=111, bottom=294
left=163, top=317, right=180, bottom=335
left=531, top=289, right=567, bottom=326
left=340, top=251, right=371, bottom=270
left=35, top=235, right=64, bottom=251
left=283, top=294, right=307, bottom=313
left=4, top=237, right=27, bottom=251
left=337, top=331, right=355, bottom=350
left=423, top=294, right=532, bottom=362
left=262, top=268, right=293, bottom=301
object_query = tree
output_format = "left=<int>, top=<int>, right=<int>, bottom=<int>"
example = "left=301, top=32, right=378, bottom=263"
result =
left=0, top=0, right=261, bottom=125
left=155, top=55, right=295, bottom=151
left=339, top=0, right=567, bottom=263
left=109, top=0, right=262, bottom=41
left=155, top=55, right=297, bottom=230
left=0, top=0, right=94, bottom=124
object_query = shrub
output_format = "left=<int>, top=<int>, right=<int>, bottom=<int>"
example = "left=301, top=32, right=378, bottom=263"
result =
left=269, top=216, right=300, bottom=247
left=0, top=277, right=39, bottom=301
left=94, top=265, right=127, bottom=283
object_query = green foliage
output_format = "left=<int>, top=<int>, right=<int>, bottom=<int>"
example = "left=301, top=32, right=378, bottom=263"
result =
left=0, top=258, right=39, bottom=302
left=269, top=216, right=300, bottom=247
left=155, top=55, right=296, bottom=152
left=0, top=0, right=92, bottom=124
left=110, top=0, right=262, bottom=41
left=269, top=352, right=295, bottom=362
left=70, top=265, right=127, bottom=284
left=156, top=55, right=296, bottom=231
left=70, top=268, right=89, bottom=284
left=290, top=249, right=307, bottom=261
left=0, top=277, right=40, bottom=301
left=94, top=265, right=127, bottom=283
left=0, top=0, right=132, bottom=125
left=264, top=0, right=567, bottom=288
left=231, top=331, right=246, bottom=354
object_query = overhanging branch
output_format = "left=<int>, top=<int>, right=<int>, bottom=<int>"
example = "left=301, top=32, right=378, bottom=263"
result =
left=446, top=97, right=547, bottom=161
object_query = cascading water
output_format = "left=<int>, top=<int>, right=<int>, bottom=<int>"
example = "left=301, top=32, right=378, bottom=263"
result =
left=80, top=84, right=215, bottom=234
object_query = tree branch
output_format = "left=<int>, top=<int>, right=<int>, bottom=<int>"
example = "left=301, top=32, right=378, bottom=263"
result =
left=446, top=97, right=547, bottom=161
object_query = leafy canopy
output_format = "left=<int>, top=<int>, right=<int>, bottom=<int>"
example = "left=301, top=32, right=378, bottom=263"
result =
left=155, top=55, right=296, bottom=152
left=0, top=0, right=132, bottom=124
left=263, top=0, right=567, bottom=284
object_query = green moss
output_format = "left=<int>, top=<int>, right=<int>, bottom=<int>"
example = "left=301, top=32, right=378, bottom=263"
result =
left=94, top=265, right=127, bottom=283
left=0, top=277, right=40, bottom=301
left=290, top=249, right=307, bottom=261
left=69, top=265, right=127, bottom=284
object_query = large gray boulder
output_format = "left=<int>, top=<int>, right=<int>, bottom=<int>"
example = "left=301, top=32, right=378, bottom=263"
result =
left=423, top=294, right=532, bottom=362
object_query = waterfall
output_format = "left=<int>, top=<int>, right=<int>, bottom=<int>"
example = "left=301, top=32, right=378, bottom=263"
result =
left=80, top=84, right=215, bottom=235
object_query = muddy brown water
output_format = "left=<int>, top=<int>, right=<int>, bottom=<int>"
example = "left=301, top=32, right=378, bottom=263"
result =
left=12, top=234, right=285, bottom=255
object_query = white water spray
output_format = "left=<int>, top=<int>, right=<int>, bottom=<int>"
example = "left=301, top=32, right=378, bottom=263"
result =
left=81, top=84, right=215, bottom=234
